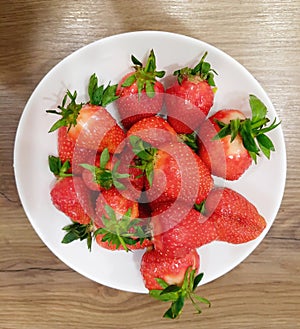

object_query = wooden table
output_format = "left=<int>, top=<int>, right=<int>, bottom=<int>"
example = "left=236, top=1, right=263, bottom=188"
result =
left=1, top=1, right=299, bottom=328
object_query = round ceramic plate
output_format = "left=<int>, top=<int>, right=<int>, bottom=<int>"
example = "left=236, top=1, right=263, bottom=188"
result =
left=14, top=31, right=286, bottom=293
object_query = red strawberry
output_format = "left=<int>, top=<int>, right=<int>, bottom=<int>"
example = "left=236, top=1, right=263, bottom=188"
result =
left=130, top=138, right=213, bottom=209
left=94, top=188, right=149, bottom=251
left=198, top=109, right=250, bottom=180
left=50, top=176, right=94, bottom=225
left=48, top=156, right=95, bottom=250
left=58, top=126, right=94, bottom=174
left=47, top=75, right=125, bottom=154
left=95, top=187, right=139, bottom=223
left=140, top=248, right=200, bottom=290
left=165, top=52, right=217, bottom=134
left=140, top=249, right=210, bottom=319
left=126, top=115, right=178, bottom=147
left=116, top=146, right=145, bottom=200
left=116, top=50, right=165, bottom=130
left=205, top=187, right=267, bottom=244
left=198, top=95, right=280, bottom=180
left=151, top=201, right=217, bottom=258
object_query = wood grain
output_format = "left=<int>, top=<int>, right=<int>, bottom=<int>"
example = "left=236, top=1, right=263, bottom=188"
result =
left=1, top=0, right=299, bottom=328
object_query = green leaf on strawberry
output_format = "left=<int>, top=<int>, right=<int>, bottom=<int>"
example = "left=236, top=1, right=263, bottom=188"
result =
left=194, top=200, right=206, bottom=214
left=94, top=205, right=144, bottom=252
left=178, top=132, right=198, bottom=152
left=47, top=90, right=83, bottom=133
left=129, top=135, right=157, bottom=186
left=149, top=268, right=210, bottom=319
left=213, top=94, right=281, bottom=163
left=61, top=220, right=94, bottom=251
left=122, top=49, right=165, bottom=98
left=48, top=155, right=72, bottom=177
left=88, top=73, right=119, bottom=106
left=47, top=74, right=119, bottom=133
left=80, top=148, right=130, bottom=190
left=174, top=51, right=217, bottom=86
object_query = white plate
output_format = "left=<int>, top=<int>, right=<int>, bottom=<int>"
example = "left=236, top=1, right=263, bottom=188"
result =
left=14, top=31, right=286, bottom=293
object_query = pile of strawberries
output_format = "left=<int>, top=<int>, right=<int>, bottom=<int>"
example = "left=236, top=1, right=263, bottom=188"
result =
left=47, top=50, right=279, bottom=319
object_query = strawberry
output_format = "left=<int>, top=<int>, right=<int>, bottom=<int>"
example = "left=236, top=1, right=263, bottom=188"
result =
left=116, top=50, right=165, bottom=130
left=151, top=201, right=217, bottom=258
left=205, top=187, right=267, bottom=244
left=94, top=187, right=149, bottom=251
left=80, top=148, right=130, bottom=192
left=165, top=52, right=217, bottom=134
left=50, top=175, right=94, bottom=225
left=140, top=249, right=210, bottom=319
left=48, top=156, right=95, bottom=250
left=198, top=95, right=280, bottom=180
left=141, top=248, right=199, bottom=290
left=58, top=126, right=94, bottom=175
left=116, top=146, right=145, bottom=200
left=47, top=74, right=125, bottom=154
left=126, top=115, right=178, bottom=148
left=130, top=137, right=213, bottom=209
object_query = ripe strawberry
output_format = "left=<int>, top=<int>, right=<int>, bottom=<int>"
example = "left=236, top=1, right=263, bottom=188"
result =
left=198, top=109, right=249, bottom=180
left=165, top=52, right=217, bottom=134
left=50, top=176, right=94, bottom=225
left=141, top=249, right=210, bottom=319
left=126, top=115, right=178, bottom=147
left=130, top=137, right=213, bottom=209
left=58, top=126, right=94, bottom=175
left=94, top=188, right=149, bottom=251
left=116, top=146, right=145, bottom=200
left=116, top=50, right=165, bottom=130
left=80, top=148, right=130, bottom=192
left=205, top=187, right=267, bottom=244
left=151, top=201, right=217, bottom=258
left=198, top=95, right=280, bottom=180
left=48, top=156, right=95, bottom=250
left=141, top=248, right=199, bottom=290
left=47, top=74, right=125, bottom=154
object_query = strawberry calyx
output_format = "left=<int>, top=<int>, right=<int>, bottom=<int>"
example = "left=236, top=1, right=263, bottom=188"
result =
left=48, top=155, right=73, bottom=178
left=213, top=95, right=281, bottom=162
left=94, top=205, right=147, bottom=252
left=80, top=148, right=130, bottom=190
left=47, top=90, right=83, bottom=133
left=174, top=51, right=217, bottom=87
left=150, top=268, right=210, bottom=319
left=121, top=49, right=165, bottom=98
left=61, top=220, right=94, bottom=251
left=129, top=135, right=157, bottom=186
left=88, top=73, right=119, bottom=106
left=194, top=200, right=206, bottom=214
left=178, top=132, right=199, bottom=152
left=47, top=74, right=118, bottom=133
